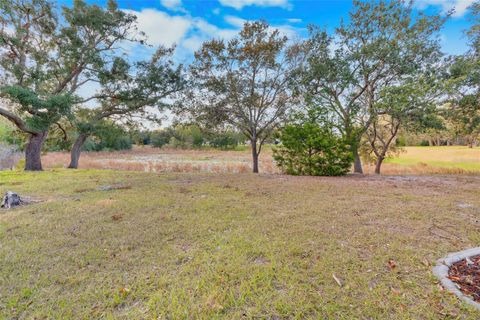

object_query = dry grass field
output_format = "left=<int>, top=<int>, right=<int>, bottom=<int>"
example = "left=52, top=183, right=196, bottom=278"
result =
left=1, top=170, right=480, bottom=318
left=41, top=145, right=480, bottom=175
left=384, top=146, right=480, bottom=174
left=2, top=146, right=479, bottom=318
left=42, top=146, right=280, bottom=174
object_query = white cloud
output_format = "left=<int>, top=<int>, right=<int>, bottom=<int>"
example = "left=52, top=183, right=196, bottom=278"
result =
left=160, top=0, right=182, bottom=10
left=124, top=9, right=191, bottom=47
left=122, top=8, right=240, bottom=63
left=415, top=0, right=475, bottom=17
left=121, top=8, right=302, bottom=65
left=224, top=15, right=301, bottom=39
left=224, top=15, right=247, bottom=28
left=160, top=0, right=188, bottom=13
left=286, top=18, right=302, bottom=23
left=181, top=36, right=205, bottom=52
left=274, top=24, right=301, bottom=39
left=219, top=0, right=290, bottom=10
left=193, top=18, right=239, bottom=40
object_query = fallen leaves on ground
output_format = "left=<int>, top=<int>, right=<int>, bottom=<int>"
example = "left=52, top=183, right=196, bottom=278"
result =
left=448, top=255, right=480, bottom=302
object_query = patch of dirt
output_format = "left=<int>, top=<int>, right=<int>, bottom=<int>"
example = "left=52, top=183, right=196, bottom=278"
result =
left=252, top=256, right=270, bottom=265
left=74, top=188, right=94, bottom=193
left=75, top=184, right=132, bottom=193
left=96, top=198, right=117, bottom=207
left=457, top=202, right=475, bottom=209
left=448, top=255, right=480, bottom=302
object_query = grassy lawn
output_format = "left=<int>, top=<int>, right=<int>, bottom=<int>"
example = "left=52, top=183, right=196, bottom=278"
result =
left=385, top=146, right=480, bottom=173
left=1, top=170, right=480, bottom=318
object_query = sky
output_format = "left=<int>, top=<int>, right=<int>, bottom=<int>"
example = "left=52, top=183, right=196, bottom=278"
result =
left=59, top=0, right=477, bottom=65
left=57, top=0, right=477, bottom=127
left=56, top=0, right=473, bottom=63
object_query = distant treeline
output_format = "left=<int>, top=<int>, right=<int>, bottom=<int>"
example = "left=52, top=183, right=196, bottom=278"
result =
left=0, top=118, right=247, bottom=152
left=133, top=126, right=246, bottom=150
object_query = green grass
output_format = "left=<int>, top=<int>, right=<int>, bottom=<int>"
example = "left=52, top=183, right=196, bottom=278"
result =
left=386, top=146, right=480, bottom=171
left=1, top=169, right=480, bottom=318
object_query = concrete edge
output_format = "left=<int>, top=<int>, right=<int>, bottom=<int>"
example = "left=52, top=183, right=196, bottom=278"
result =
left=433, top=247, right=480, bottom=311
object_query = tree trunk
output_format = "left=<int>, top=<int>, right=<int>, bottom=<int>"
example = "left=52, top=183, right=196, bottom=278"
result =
left=68, top=133, right=88, bottom=169
left=374, top=156, right=384, bottom=175
left=352, top=146, right=363, bottom=174
left=25, top=131, right=48, bottom=171
left=467, top=137, right=474, bottom=148
left=251, top=139, right=259, bottom=173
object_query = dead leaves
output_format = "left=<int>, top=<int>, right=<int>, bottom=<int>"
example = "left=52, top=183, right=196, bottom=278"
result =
left=387, top=259, right=397, bottom=271
left=119, top=287, right=130, bottom=297
left=390, top=287, right=401, bottom=295
left=448, top=255, right=480, bottom=302
left=111, top=214, right=123, bottom=221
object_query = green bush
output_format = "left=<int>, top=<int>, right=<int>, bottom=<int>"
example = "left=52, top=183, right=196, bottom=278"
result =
left=273, top=122, right=353, bottom=176
left=419, top=140, right=430, bottom=146
left=82, top=137, right=98, bottom=152
left=131, top=131, right=151, bottom=145
left=176, top=125, right=204, bottom=148
left=209, top=131, right=243, bottom=149
left=0, top=120, right=11, bottom=142
left=151, top=128, right=175, bottom=148
left=150, top=125, right=245, bottom=150
left=151, top=125, right=205, bottom=149
left=0, top=119, right=24, bottom=148
left=82, top=121, right=132, bottom=151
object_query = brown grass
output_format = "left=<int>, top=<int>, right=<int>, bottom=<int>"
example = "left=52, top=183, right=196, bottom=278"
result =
left=1, top=170, right=480, bottom=318
left=363, top=162, right=480, bottom=175
left=41, top=146, right=480, bottom=175
left=41, top=146, right=278, bottom=174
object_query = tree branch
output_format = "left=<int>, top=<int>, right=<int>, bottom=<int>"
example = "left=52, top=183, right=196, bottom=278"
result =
left=0, top=106, right=38, bottom=135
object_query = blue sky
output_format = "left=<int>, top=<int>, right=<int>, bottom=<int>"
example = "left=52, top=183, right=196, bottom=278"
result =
left=59, top=0, right=476, bottom=64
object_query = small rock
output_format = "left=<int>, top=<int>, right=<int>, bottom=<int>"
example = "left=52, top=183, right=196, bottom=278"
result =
left=458, top=202, right=474, bottom=209
left=1, top=191, right=23, bottom=209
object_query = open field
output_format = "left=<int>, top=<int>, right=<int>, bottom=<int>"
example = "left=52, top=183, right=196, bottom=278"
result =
left=41, top=146, right=480, bottom=175
left=42, top=147, right=281, bottom=174
left=385, top=147, right=480, bottom=174
left=1, top=170, right=480, bottom=318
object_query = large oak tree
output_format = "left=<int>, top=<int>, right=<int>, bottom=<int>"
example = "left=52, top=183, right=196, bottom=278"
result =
left=0, top=0, right=139, bottom=170
left=68, top=48, right=184, bottom=169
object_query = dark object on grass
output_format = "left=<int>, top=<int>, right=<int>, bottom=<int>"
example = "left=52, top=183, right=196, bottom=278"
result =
left=448, top=254, right=480, bottom=302
left=1, top=191, right=23, bottom=209
left=97, top=185, right=132, bottom=191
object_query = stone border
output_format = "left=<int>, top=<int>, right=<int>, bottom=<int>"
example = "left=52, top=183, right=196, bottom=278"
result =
left=433, top=247, right=480, bottom=310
